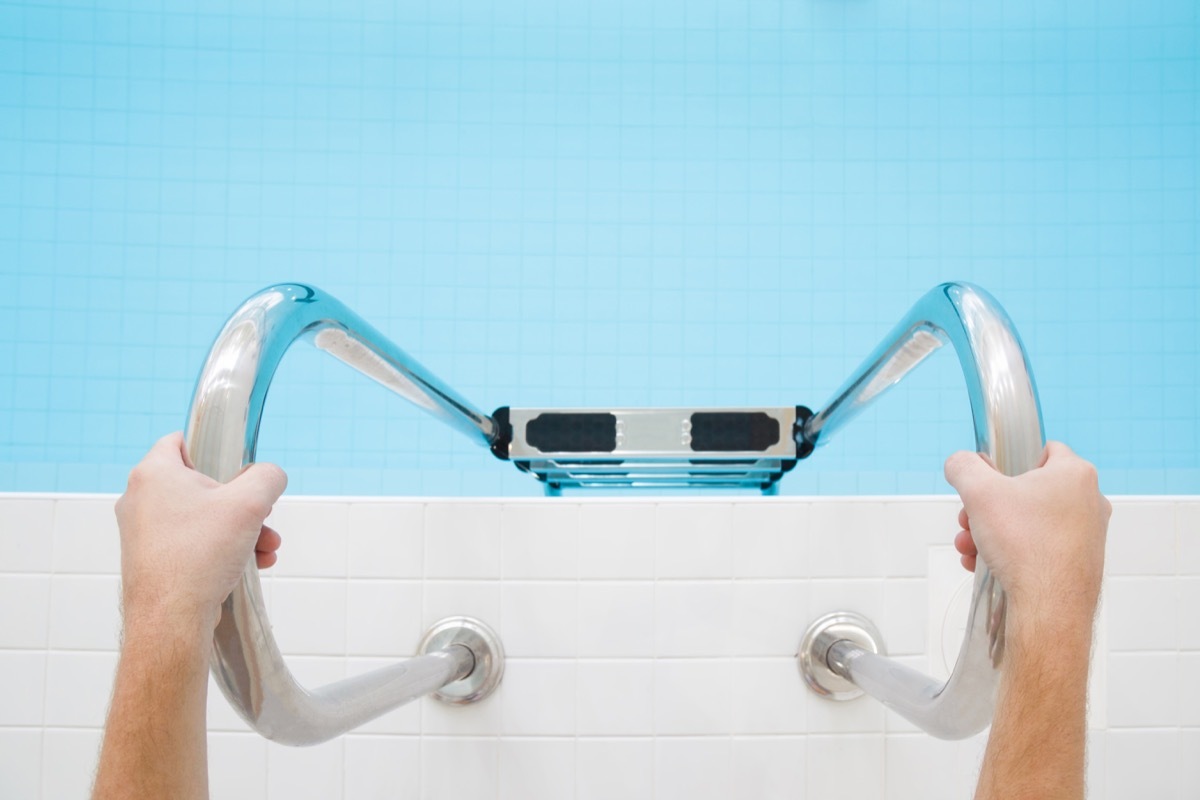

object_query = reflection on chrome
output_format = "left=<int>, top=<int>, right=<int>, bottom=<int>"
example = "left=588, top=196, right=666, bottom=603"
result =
left=800, top=283, right=1043, bottom=739
left=185, top=284, right=500, bottom=745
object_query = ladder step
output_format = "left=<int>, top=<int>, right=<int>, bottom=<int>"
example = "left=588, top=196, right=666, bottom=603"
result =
left=496, top=406, right=811, bottom=493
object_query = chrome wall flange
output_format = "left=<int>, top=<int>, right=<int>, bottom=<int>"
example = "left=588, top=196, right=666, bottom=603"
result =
left=417, top=616, right=505, bottom=705
left=797, top=611, right=887, bottom=701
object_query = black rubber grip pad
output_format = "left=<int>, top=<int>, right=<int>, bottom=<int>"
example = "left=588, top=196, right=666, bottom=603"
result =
left=690, top=412, right=780, bottom=452
left=525, top=413, right=618, bottom=453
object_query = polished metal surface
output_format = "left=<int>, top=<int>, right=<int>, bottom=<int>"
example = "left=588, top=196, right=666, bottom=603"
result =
left=798, top=282, right=1044, bottom=740
left=797, top=612, right=887, bottom=701
left=507, top=407, right=798, bottom=459
left=506, top=406, right=799, bottom=493
left=184, top=283, right=500, bottom=745
left=417, top=617, right=505, bottom=705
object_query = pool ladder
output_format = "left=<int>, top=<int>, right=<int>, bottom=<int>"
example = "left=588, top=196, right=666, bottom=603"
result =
left=185, top=281, right=1042, bottom=744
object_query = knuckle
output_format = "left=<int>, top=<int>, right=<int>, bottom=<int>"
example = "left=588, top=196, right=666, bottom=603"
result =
left=125, top=465, right=147, bottom=490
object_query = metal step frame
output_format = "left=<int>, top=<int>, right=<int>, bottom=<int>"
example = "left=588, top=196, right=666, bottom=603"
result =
left=491, top=406, right=813, bottom=494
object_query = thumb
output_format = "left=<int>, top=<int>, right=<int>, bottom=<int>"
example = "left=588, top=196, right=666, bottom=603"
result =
left=944, top=450, right=1000, bottom=501
left=223, top=462, right=288, bottom=516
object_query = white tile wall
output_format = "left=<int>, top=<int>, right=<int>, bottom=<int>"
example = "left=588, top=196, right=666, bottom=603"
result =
left=0, top=494, right=1196, bottom=799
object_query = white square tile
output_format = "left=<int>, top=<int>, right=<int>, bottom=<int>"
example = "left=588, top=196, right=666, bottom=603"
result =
left=345, top=659, right=422, bottom=735
left=883, top=500, right=959, bottom=577
left=0, top=729, right=41, bottom=798
left=731, top=502, right=809, bottom=578
left=48, top=574, right=121, bottom=651
left=44, top=651, right=117, bottom=727
left=577, top=739, right=653, bottom=800
left=654, top=659, right=732, bottom=735
left=732, top=658, right=807, bottom=734
left=424, top=503, right=501, bottom=579
left=348, top=502, right=424, bottom=579
left=883, top=734, right=984, bottom=800
left=926, top=547, right=974, bottom=680
left=42, top=729, right=102, bottom=799
left=1179, top=502, right=1200, bottom=576
left=0, top=574, right=50, bottom=648
left=0, top=652, right=45, bottom=725
left=422, top=581, right=500, bottom=631
left=1179, top=577, right=1200, bottom=650
left=654, top=581, right=733, bottom=657
left=579, top=503, right=656, bottom=579
left=809, top=579, right=885, bottom=625
left=732, top=737, right=806, bottom=799
left=266, top=737, right=344, bottom=800
left=1181, top=729, right=1200, bottom=799
left=499, top=738, right=575, bottom=800
left=732, top=580, right=809, bottom=657
left=501, top=660, right=576, bottom=735
left=806, top=735, right=884, bottom=799
left=805, top=688, right=886, bottom=734
left=576, top=660, right=654, bottom=735
left=501, top=582, right=577, bottom=658
left=1105, top=501, right=1177, bottom=575
left=808, top=503, right=887, bottom=578
left=1180, top=653, right=1200, bottom=727
left=270, top=579, right=347, bottom=656
left=1105, top=730, right=1179, bottom=798
left=1105, top=576, right=1178, bottom=651
left=344, top=735, right=420, bottom=799
left=1108, top=652, right=1179, bottom=727
left=655, top=737, right=732, bottom=800
left=421, top=737, right=498, bottom=799
left=578, top=582, right=654, bottom=657
left=1086, top=728, right=1106, bottom=800
left=208, top=732, right=267, bottom=800
left=346, top=580, right=422, bottom=657
left=420, top=687, right=503, bottom=737
left=53, top=498, right=120, bottom=574
left=882, top=579, right=927, bottom=656
left=0, top=497, right=54, bottom=572
left=501, top=503, right=579, bottom=579
left=266, top=501, right=349, bottom=578
left=655, top=503, right=733, bottom=579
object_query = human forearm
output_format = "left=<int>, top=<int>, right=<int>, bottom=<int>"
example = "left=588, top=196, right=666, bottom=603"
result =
left=92, top=611, right=212, bottom=800
left=946, top=444, right=1109, bottom=800
left=974, top=601, right=1096, bottom=800
left=94, top=435, right=286, bottom=798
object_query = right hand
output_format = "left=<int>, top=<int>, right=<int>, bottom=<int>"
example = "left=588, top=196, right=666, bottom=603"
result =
left=115, top=432, right=288, bottom=633
left=944, top=442, right=1110, bottom=635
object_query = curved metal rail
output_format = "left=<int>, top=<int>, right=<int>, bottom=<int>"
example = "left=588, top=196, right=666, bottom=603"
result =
left=797, top=282, right=1044, bottom=739
left=184, top=284, right=499, bottom=745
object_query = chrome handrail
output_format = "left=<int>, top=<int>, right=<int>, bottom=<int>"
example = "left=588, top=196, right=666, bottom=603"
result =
left=798, top=282, right=1044, bottom=739
left=185, top=284, right=499, bottom=745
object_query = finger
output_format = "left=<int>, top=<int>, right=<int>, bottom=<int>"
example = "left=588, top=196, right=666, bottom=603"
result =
left=224, top=462, right=288, bottom=512
left=256, top=550, right=278, bottom=569
left=1041, top=441, right=1076, bottom=467
left=943, top=450, right=999, bottom=498
left=954, top=528, right=977, bottom=556
left=145, top=432, right=187, bottom=465
left=958, top=506, right=970, bottom=531
left=256, top=525, right=282, bottom=554
left=960, top=553, right=977, bottom=572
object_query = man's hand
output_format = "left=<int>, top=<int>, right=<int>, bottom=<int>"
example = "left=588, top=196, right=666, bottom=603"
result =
left=949, top=443, right=1111, bottom=800
left=945, top=441, right=1110, bottom=632
left=95, top=435, right=286, bottom=800
left=114, top=432, right=287, bottom=633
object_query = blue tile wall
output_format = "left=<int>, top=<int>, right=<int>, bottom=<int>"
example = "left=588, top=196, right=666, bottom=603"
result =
left=0, top=0, right=1196, bottom=495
